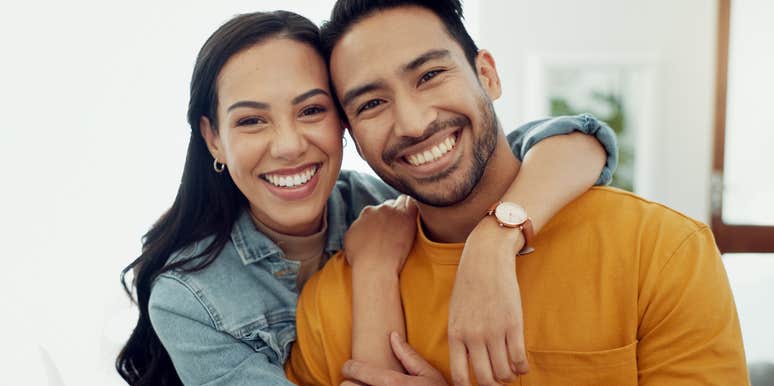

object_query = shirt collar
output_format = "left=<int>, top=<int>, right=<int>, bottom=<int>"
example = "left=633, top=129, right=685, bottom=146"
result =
left=230, top=197, right=350, bottom=265
left=230, top=209, right=284, bottom=265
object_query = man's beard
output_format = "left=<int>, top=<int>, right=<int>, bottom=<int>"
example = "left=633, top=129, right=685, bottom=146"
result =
left=375, top=95, right=499, bottom=207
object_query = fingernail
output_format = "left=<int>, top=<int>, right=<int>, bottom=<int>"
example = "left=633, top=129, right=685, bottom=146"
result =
left=511, top=360, right=529, bottom=375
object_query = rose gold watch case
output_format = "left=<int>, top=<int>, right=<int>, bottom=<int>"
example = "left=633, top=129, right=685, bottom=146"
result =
left=487, top=201, right=535, bottom=255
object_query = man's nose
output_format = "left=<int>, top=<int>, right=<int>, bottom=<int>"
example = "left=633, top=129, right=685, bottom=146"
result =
left=270, top=124, right=308, bottom=161
left=393, top=94, right=436, bottom=139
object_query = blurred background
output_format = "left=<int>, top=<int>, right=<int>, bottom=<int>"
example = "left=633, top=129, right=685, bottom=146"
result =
left=0, top=0, right=771, bottom=385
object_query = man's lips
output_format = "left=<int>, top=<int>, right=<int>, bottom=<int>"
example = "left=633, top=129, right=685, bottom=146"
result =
left=402, top=131, right=458, bottom=166
left=395, top=127, right=460, bottom=161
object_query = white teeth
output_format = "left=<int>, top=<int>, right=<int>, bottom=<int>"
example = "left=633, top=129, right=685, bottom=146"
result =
left=263, top=165, right=318, bottom=188
left=405, top=134, right=457, bottom=166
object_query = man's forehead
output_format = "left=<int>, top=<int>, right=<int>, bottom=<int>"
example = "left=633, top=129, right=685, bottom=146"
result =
left=329, top=6, right=459, bottom=89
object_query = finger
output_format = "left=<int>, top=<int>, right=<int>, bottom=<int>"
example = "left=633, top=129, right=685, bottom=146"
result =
left=468, top=341, right=497, bottom=386
left=487, top=339, right=517, bottom=383
left=389, top=331, right=442, bottom=378
left=403, top=196, right=418, bottom=216
left=449, top=338, right=471, bottom=386
left=341, top=359, right=404, bottom=386
left=506, top=327, right=529, bottom=374
left=381, top=199, right=397, bottom=209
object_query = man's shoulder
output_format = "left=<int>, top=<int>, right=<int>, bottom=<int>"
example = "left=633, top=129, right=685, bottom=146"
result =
left=543, top=187, right=713, bottom=267
left=298, top=251, right=353, bottom=309
left=570, top=186, right=706, bottom=232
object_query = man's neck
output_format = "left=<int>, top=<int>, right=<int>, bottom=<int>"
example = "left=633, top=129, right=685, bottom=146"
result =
left=417, top=132, right=520, bottom=243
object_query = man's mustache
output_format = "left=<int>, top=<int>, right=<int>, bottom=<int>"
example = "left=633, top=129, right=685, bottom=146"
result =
left=382, top=116, right=470, bottom=164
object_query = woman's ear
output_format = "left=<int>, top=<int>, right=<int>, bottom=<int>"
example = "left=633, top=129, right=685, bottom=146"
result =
left=200, top=116, right=224, bottom=162
left=475, top=49, right=502, bottom=100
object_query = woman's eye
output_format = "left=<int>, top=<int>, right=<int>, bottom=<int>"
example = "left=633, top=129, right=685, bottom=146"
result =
left=236, top=117, right=264, bottom=126
left=357, top=99, right=383, bottom=115
left=301, top=106, right=326, bottom=117
left=418, top=70, right=443, bottom=85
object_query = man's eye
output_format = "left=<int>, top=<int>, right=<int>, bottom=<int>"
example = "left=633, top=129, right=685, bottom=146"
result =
left=301, top=106, right=326, bottom=117
left=357, top=99, right=383, bottom=115
left=237, top=117, right=264, bottom=126
left=418, top=70, right=443, bottom=85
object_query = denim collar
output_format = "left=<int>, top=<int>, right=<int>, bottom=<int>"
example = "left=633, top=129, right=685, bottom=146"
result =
left=230, top=197, right=349, bottom=265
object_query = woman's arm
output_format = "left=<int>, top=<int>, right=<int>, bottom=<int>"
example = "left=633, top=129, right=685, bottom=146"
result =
left=347, top=115, right=618, bottom=384
left=448, top=130, right=607, bottom=385
left=345, top=195, right=417, bottom=374
left=150, top=276, right=295, bottom=386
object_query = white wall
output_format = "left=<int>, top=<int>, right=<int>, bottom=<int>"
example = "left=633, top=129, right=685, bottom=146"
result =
left=0, top=1, right=347, bottom=385
left=481, top=0, right=718, bottom=222
left=1, top=1, right=768, bottom=386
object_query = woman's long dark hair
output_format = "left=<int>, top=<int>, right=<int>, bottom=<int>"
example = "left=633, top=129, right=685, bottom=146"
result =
left=116, top=11, right=323, bottom=386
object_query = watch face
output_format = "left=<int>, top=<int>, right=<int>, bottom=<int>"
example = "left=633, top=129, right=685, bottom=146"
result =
left=495, top=202, right=527, bottom=227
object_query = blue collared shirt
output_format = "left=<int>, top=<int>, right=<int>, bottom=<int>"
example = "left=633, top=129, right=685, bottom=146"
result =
left=148, top=114, right=618, bottom=385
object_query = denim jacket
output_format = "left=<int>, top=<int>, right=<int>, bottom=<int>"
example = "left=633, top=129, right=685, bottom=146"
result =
left=148, top=114, right=618, bottom=385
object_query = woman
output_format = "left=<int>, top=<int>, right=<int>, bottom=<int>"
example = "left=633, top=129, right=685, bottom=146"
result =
left=116, top=11, right=616, bottom=386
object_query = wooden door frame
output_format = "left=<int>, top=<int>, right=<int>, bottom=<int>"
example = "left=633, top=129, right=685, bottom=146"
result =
left=711, top=0, right=774, bottom=253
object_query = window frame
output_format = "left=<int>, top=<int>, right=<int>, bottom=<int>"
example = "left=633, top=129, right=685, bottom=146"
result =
left=711, top=0, right=774, bottom=253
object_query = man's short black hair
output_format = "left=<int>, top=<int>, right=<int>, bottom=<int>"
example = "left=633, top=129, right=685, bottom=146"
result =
left=320, top=0, right=479, bottom=69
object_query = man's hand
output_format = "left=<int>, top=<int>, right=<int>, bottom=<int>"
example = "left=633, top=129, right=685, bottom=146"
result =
left=448, top=218, right=529, bottom=386
left=344, top=195, right=417, bottom=274
left=341, top=332, right=449, bottom=386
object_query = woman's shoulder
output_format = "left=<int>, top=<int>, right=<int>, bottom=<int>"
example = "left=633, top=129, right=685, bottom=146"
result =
left=151, top=235, right=298, bottom=335
left=329, top=170, right=399, bottom=222
left=334, top=170, right=398, bottom=200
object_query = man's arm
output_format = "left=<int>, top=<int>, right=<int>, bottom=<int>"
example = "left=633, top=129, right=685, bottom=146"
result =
left=637, top=227, right=749, bottom=385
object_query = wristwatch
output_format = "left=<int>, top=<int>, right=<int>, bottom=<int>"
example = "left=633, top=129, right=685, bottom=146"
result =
left=486, top=201, right=535, bottom=255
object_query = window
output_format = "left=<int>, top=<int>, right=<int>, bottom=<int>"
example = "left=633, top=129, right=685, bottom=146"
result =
left=712, top=0, right=774, bottom=253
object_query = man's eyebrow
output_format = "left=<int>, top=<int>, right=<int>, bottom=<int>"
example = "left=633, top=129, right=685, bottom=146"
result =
left=401, top=49, right=451, bottom=73
left=340, top=81, right=387, bottom=109
left=292, top=88, right=329, bottom=105
left=227, top=100, right=269, bottom=112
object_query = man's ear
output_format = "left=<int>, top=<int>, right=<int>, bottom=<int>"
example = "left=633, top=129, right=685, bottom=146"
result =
left=199, top=116, right=224, bottom=162
left=474, top=49, right=502, bottom=100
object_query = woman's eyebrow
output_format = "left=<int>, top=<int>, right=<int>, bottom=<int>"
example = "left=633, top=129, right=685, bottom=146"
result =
left=292, top=88, right=330, bottom=105
left=227, top=100, right=270, bottom=112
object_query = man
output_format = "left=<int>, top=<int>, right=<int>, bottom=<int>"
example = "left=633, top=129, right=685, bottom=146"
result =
left=286, top=1, right=749, bottom=385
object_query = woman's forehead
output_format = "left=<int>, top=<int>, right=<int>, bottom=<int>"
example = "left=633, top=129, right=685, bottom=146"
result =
left=217, top=39, right=330, bottom=103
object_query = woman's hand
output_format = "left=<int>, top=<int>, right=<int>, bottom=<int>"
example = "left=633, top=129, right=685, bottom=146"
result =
left=448, top=218, right=528, bottom=386
left=344, top=195, right=418, bottom=274
left=342, top=332, right=449, bottom=386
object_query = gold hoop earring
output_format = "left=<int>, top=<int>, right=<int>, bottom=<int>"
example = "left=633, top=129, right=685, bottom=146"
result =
left=213, top=158, right=225, bottom=173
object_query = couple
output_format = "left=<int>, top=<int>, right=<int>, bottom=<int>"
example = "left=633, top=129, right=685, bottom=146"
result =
left=118, top=1, right=748, bottom=386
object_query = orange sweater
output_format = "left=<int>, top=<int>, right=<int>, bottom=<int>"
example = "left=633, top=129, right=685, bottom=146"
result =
left=286, top=188, right=749, bottom=385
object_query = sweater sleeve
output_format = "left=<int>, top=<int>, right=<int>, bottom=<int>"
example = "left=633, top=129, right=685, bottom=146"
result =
left=507, top=113, right=618, bottom=185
